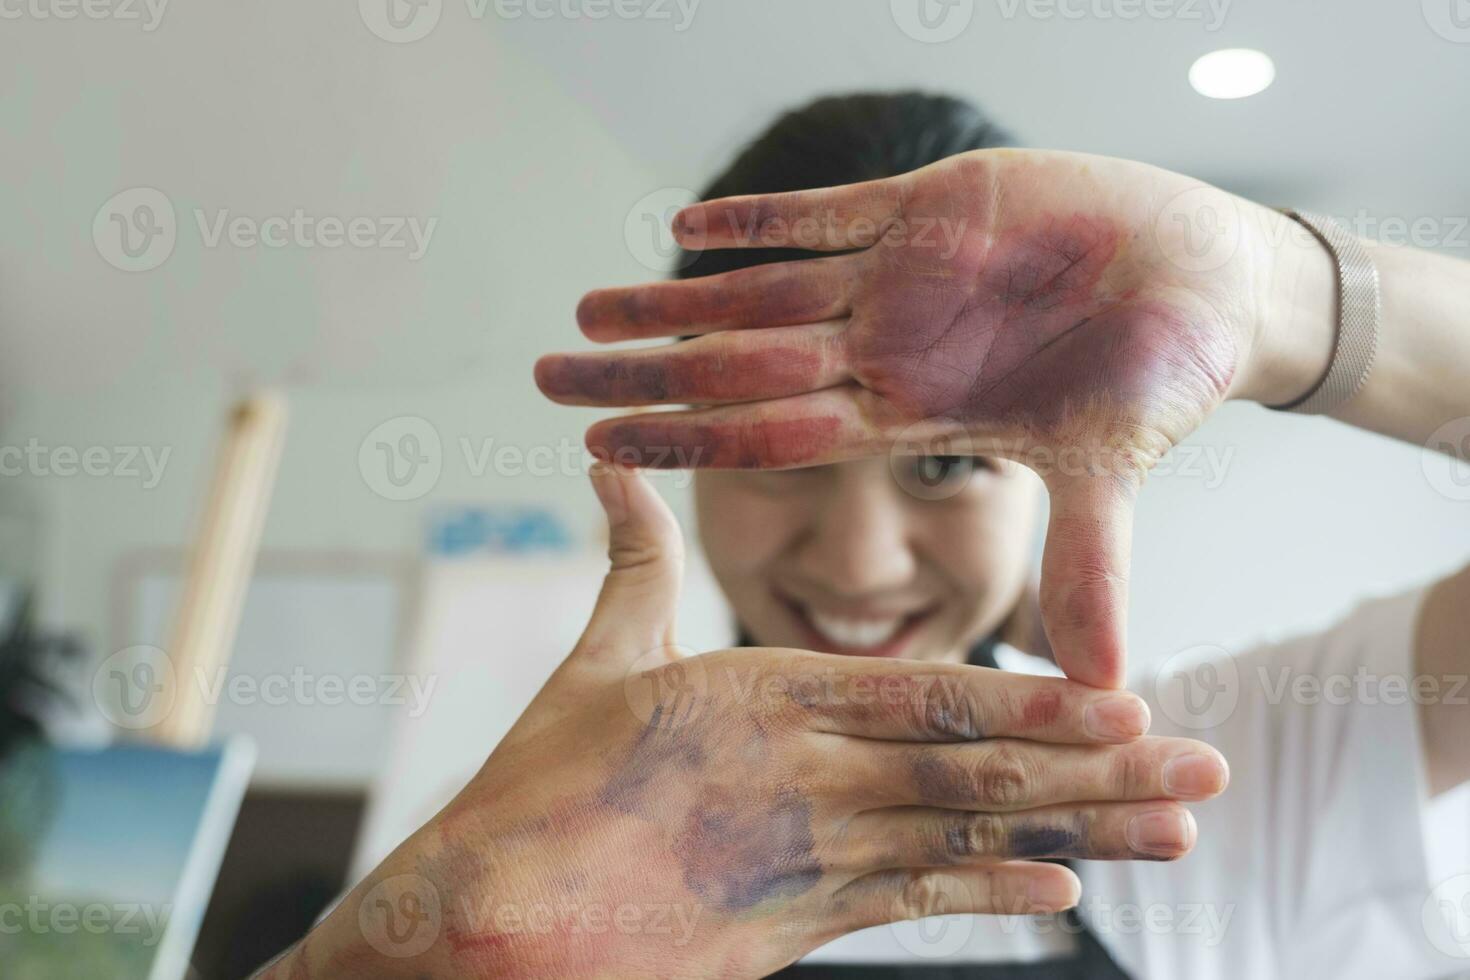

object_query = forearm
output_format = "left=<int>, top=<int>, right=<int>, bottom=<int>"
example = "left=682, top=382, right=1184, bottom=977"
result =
left=245, top=839, right=464, bottom=980
left=1344, top=241, right=1470, bottom=446
left=246, top=895, right=425, bottom=980
left=1239, top=206, right=1470, bottom=451
left=1237, top=205, right=1470, bottom=795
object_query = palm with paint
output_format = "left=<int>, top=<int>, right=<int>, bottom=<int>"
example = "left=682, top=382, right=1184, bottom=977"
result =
left=538, top=148, right=1287, bottom=688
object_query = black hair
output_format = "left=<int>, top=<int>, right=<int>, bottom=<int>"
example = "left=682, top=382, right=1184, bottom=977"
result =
left=673, top=91, right=1016, bottom=282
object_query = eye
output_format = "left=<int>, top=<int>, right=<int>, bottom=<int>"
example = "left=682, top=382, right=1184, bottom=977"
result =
left=917, top=454, right=968, bottom=485
left=893, top=454, right=993, bottom=500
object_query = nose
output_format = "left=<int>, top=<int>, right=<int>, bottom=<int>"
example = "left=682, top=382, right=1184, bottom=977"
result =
left=793, top=463, right=917, bottom=597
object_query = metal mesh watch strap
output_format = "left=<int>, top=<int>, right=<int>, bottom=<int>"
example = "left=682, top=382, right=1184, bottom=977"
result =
left=1269, top=209, right=1381, bottom=415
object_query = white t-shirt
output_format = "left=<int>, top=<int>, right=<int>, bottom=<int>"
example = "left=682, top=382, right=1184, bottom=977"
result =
left=801, top=587, right=1470, bottom=978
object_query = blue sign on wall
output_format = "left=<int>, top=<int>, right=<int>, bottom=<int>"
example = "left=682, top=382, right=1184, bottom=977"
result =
left=427, top=506, right=573, bottom=557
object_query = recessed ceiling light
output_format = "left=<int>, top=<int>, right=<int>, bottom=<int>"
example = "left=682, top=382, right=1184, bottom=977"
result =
left=1188, top=48, right=1275, bottom=100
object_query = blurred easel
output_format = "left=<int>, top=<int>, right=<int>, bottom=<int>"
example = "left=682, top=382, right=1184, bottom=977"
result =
left=148, top=393, right=287, bottom=748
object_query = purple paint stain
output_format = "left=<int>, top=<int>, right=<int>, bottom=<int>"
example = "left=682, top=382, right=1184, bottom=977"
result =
left=1006, top=823, right=1084, bottom=859
left=672, top=786, right=823, bottom=912
left=600, top=704, right=708, bottom=817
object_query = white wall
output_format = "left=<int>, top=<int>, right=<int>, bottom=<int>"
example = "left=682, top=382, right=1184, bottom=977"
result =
left=0, top=3, right=675, bottom=663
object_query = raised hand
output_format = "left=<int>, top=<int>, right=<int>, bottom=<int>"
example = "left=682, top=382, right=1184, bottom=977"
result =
left=259, top=466, right=1229, bottom=979
left=537, top=150, right=1280, bottom=686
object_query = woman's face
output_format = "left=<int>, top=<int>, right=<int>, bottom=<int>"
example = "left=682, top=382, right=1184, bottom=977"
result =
left=695, top=455, right=1042, bottom=664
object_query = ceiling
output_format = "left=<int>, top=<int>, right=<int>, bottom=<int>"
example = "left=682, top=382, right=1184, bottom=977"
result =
left=501, top=0, right=1470, bottom=211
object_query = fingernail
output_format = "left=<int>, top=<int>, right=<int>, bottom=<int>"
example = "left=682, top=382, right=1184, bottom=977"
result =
left=1162, top=752, right=1226, bottom=799
left=1084, top=694, right=1150, bottom=741
left=590, top=463, right=628, bottom=525
left=1126, top=807, right=1194, bottom=858
left=1027, top=874, right=1080, bottom=912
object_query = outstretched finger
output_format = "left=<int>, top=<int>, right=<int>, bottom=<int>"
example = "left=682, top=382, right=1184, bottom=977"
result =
left=572, top=464, right=685, bottom=670
left=832, top=863, right=1080, bottom=935
left=536, top=322, right=850, bottom=408
left=576, top=255, right=855, bottom=342
left=585, top=387, right=886, bottom=470
left=833, top=735, right=1228, bottom=812
left=841, top=801, right=1199, bottom=869
left=1037, top=471, right=1139, bottom=689
left=789, top=657, right=1150, bottom=744
left=673, top=178, right=906, bottom=252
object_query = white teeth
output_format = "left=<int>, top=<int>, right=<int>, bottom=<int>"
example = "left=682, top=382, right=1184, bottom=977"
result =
left=805, top=609, right=904, bottom=650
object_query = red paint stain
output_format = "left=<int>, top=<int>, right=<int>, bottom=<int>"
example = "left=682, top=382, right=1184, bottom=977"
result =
left=1019, top=690, right=1062, bottom=729
left=577, top=261, right=842, bottom=341
left=537, top=345, right=825, bottom=406
left=589, top=414, right=843, bottom=469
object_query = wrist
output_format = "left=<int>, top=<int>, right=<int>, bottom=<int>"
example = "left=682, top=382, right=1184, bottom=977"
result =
left=254, top=859, right=456, bottom=980
left=291, top=826, right=583, bottom=980
left=1231, top=204, right=1338, bottom=405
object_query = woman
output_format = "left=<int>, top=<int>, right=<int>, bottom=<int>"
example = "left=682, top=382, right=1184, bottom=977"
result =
left=255, top=94, right=1470, bottom=978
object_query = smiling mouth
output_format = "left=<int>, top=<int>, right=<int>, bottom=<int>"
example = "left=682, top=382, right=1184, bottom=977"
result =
left=777, top=592, right=938, bottom=658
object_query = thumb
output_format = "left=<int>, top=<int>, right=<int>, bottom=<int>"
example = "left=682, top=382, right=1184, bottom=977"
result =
left=573, top=462, right=685, bottom=670
left=1036, top=471, right=1137, bottom=689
